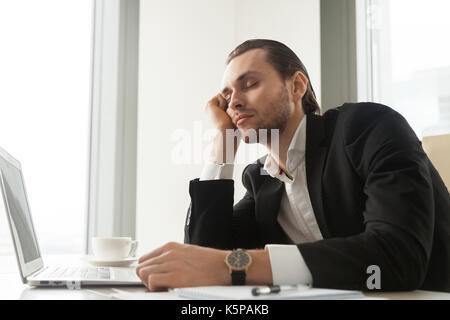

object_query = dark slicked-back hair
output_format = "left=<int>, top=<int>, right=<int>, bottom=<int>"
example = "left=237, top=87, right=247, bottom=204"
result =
left=226, top=39, right=320, bottom=115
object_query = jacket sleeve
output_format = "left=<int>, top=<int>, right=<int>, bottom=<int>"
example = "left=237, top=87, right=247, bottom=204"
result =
left=184, top=168, right=260, bottom=250
left=298, top=108, right=435, bottom=291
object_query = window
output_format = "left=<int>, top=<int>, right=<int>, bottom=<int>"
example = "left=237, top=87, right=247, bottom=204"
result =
left=366, top=0, right=450, bottom=139
left=0, top=1, right=92, bottom=255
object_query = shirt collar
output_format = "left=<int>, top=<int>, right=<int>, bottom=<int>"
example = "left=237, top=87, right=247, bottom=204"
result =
left=263, top=116, right=307, bottom=183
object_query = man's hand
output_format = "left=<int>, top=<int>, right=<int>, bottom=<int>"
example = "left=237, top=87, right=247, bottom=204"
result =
left=205, top=94, right=240, bottom=164
left=135, top=242, right=230, bottom=291
left=135, top=242, right=273, bottom=291
left=205, top=93, right=235, bottom=131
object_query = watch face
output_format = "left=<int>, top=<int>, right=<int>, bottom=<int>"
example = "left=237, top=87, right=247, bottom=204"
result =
left=227, top=249, right=251, bottom=269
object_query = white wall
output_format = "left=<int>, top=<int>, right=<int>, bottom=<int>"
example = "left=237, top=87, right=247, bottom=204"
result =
left=136, top=0, right=321, bottom=253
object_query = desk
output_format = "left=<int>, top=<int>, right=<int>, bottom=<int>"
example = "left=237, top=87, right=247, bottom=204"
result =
left=0, top=255, right=449, bottom=300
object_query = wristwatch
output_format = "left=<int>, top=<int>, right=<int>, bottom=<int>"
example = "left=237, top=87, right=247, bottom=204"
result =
left=224, top=249, right=252, bottom=285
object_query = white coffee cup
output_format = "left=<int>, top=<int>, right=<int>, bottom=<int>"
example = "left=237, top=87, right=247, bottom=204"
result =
left=92, top=237, right=138, bottom=261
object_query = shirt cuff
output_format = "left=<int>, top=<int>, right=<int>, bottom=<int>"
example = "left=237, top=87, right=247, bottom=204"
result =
left=199, top=162, right=234, bottom=181
left=265, top=244, right=313, bottom=286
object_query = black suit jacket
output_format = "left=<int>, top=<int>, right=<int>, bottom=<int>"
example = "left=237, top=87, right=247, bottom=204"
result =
left=184, top=102, right=450, bottom=292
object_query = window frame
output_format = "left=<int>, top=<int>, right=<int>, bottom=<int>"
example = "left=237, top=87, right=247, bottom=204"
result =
left=86, top=0, right=139, bottom=253
left=320, top=0, right=358, bottom=111
left=320, top=0, right=377, bottom=107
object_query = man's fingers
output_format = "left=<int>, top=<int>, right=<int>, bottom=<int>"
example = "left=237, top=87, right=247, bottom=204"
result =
left=138, top=241, right=179, bottom=263
left=136, top=249, right=175, bottom=277
left=137, top=262, right=181, bottom=291
left=136, top=242, right=190, bottom=279
left=205, top=95, right=219, bottom=112
left=137, top=246, right=163, bottom=264
left=137, top=264, right=160, bottom=281
left=146, top=273, right=174, bottom=292
left=217, top=93, right=228, bottom=110
left=205, top=94, right=227, bottom=113
left=137, top=262, right=169, bottom=281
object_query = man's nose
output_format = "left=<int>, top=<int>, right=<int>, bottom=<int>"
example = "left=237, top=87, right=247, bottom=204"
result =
left=229, top=94, right=244, bottom=111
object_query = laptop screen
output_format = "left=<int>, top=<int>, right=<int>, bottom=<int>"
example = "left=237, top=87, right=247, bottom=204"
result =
left=0, top=149, right=41, bottom=266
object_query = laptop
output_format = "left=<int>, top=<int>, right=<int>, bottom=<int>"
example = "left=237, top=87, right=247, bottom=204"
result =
left=0, top=146, right=143, bottom=287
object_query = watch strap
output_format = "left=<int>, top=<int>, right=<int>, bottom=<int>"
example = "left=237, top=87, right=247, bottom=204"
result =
left=231, top=270, right=246, bottom=286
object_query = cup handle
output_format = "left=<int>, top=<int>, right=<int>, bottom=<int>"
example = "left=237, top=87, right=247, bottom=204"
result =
left=129, top=240, right=138, bottom=257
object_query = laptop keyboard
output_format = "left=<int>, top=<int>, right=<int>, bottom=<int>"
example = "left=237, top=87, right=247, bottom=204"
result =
left=38, top=266, right=111, bottom=280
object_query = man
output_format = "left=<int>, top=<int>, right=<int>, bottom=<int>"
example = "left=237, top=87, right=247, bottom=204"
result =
left=136, top=39, right=450, bottom=292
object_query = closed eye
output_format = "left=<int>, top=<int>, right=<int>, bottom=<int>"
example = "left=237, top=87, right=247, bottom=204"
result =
left=224, top=82, right=258, bottom=103
left=245, top=82, right=257, bottom=89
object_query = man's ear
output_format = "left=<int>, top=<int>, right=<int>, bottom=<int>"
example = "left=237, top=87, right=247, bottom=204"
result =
left=291, top=71, right=308, bottom=103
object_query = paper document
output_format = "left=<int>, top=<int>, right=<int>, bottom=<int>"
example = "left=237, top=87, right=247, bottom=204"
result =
left=86, top=288, right=184, bottom=300
left=173, top=285, right=364, bottom=300
left=89, top=286, right=365, bottom=300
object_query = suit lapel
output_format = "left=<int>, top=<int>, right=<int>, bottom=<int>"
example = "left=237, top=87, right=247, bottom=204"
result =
left=305, top=113, right=332, bottom=238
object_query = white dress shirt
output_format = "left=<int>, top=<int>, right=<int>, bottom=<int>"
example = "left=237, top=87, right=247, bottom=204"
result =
left=199, top=117, right=323, bottom=286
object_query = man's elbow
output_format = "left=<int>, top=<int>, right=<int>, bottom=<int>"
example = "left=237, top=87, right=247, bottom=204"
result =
left=370, top=227, right=430, bottom=291
left=380, top=241, right=429, bottom=291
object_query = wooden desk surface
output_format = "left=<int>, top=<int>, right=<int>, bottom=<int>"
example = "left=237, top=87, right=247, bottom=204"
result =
left=0, top=255, right=449, bottom=300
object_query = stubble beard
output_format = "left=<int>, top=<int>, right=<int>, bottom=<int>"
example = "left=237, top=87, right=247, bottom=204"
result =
left=241, top=84, right=291, bottom=145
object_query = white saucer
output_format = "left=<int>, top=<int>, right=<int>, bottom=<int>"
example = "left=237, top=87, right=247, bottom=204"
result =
left=87, top=256, right=138, bottom=267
